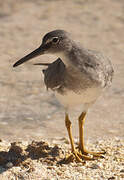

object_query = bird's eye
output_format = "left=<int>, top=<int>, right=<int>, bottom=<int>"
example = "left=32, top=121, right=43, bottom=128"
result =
left=52, top=37, right=59, bottom=43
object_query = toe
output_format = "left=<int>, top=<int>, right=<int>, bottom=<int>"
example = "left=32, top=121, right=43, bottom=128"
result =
left=60, top=151, right=85, bottom=164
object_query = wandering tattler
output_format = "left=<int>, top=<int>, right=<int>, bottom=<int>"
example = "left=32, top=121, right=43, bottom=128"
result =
left=13, top=30, right=114, bottom=163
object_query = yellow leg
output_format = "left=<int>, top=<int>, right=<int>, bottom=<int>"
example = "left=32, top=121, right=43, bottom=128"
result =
left=78, top=112, right=86, bottom=152
left=64, top=113, right=85, bottom=163
left=65, top=113, right=75, bottom=152
left=78, top=111, right=105, bottom=159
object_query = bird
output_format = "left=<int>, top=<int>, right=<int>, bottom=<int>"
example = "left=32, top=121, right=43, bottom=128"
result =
left=13, top=30, right=114, bottom=163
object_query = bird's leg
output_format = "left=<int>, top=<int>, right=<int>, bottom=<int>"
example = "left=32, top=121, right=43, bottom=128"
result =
left=78, top=111, right=86, bottom=152
left=78, top=111, right=105, bottom=159
left=64, top=113, right=85, bottom=163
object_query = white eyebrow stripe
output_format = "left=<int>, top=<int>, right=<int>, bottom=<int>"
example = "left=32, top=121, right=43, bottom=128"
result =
left=45, top=37, right=58, bottom=44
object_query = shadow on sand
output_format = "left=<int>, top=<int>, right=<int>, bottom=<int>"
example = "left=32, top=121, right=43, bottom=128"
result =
left=0, top=140, right=65, bottom=173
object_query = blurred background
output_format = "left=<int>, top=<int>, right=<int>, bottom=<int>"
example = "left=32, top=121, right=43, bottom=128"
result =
left=0, top=0, right=124, bottom=142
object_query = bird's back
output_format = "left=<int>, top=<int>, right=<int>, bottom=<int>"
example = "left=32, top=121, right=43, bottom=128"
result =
left=68, top=46, right=114, bottom=88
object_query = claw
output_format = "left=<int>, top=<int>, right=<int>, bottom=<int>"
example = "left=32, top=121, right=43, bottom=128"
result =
left=61, top=150, right=86, bottom=164
left=78, top=147, right=106, bottom=159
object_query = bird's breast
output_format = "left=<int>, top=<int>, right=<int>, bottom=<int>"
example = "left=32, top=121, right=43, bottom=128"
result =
left=55, top=86, right=102, bottom=110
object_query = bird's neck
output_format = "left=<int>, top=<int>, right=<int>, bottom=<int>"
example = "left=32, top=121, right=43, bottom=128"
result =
left=56, top=52, right=71, bottom=67
left=57, top=43, right=83, bottom=69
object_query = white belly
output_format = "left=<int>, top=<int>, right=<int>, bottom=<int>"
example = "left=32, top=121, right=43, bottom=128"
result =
left=55, top=87, right=102, bottom=110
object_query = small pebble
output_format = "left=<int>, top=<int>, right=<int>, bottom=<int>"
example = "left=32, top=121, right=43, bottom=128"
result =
left=6, top=162, right=13, bottom=168
left=108, top=177, right=115, bottom=180
left=90, top=163, right=100, bottom=169
left=120, top=169, right=124, bottom=173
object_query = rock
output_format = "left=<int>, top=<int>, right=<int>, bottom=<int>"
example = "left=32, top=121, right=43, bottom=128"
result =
left=90, top=163, right=100, bottom=169
left=6, top=162, right=13, bottom=168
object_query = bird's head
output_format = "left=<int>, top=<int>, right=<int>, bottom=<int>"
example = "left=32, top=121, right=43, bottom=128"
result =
left=13, top=30, right=72, bottom=67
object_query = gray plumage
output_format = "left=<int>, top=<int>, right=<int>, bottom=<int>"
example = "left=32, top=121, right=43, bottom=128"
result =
left=13, top=29, right=114, bottom=108
left=42, top=49, right=113, bottom=95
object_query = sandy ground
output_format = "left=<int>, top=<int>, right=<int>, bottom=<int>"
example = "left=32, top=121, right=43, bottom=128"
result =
left=0, top=0, right=124, bottom=179
left=0, top=137, right=124, bottom=179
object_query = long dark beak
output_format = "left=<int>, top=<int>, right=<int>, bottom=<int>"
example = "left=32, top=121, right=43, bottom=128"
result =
left=13, top=45, right=44, bottom=67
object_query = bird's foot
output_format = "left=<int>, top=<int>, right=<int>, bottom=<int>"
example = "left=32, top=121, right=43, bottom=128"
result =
left=78, top=147, right=106, bottom=159
left=59, top=148, right=105, bottom=164
left=62, top=150, right=86, bottom=164
left=62, top=149, right=97, bottom=164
